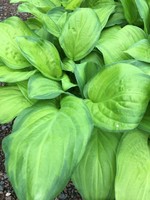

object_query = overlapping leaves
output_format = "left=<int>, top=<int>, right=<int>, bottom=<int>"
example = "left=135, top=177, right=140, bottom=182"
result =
left=1, top=0, right=150, bottom=200
left=3, top=96, right=93, bottom=200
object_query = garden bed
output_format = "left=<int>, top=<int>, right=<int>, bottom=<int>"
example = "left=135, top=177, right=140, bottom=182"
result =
left=0, top=1, right=82, bottom=199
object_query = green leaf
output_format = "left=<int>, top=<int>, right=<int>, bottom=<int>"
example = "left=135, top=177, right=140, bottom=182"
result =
left=44, top=7, right=68, bottom=37
left=16, top=36, right=63, bottom=80
left=119, top=59, right=150, bottom=76
left=18, top=3, right=45, bottom=21
left=28, top=73, right=64, bottom=99
left=61, top=73, right=77, bottom=91
left=94, top=4, right=115, bottom=29
left=74, top=51, right=103, bottom=96
left=81, top=0, right=115, bottom=9
left=62, top=58, right=76, bottom=72
left=120, top=0, right=140, bottom=24
left=17, top=81, right=37, bottom=104
left=0, top=65, right=36, bottom=83
left=84, top=63, right=150, bottom=131
left=11, top=0, right=60, bottom=11
left=2, top=96, right=93, bottom=200
left=0, top=17, right=35, bottom=69
left=72, top=128, right=121, bottom=200
left=115, top=129, right=150, bottom=200
left=81, top=51, right=104, bottom=67
left=61, top=0, right=83, bottom=10
left=139, top=104, right=150, bottom=133
left=59, top=8, right=101, bottom=61
left=135, top=0, right=150, bottom=33
left=0, top=86, right=33, bottom=123
left=106, top=2, right=126, bottom=27
left=96, top=25, right=146, bottom=65
left=125, top=39, right=150, bottom=63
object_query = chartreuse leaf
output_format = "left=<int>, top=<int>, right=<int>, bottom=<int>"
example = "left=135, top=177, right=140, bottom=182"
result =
left=59, top=8, right=101, bottom=61
left=94, top=4, right=115, bottom=29
left=0, top=65, right=36, bottom=83
left=0, top=86, right=33, bottom=123
left=16, top=36, right=62, bottom=80
left=72, top=128, right=121, bottom=200
left=2, top=96, right=93, bottom=200
left=62, top=58, right=76, bottom=72
left=61, top=74, right=77, bottom=91
left=96, top=25, right=146, bottom=65
left=106, top=2, right=126, bottom=27
left=135, top=0, right=150, bottom=34
left=28, top=73, right=64, bottom=99
left=74, top=51, right=103, bottom=95
left=81, top=0, right=114, bottom=8
left=75, top=62, right=101, bottom=96
left=115, top=129, right=150, bottom=200
left=119, top=59, right=150, bottom=76
left=120, top=0, right=140, bottom=24
left=81, top=51, right=104, bottom=66
left=125, top=39, right=150, bottom=63
left=84, top=63, right=150, bottom=131
left=44, top=7, right=68, bottom=37
left=0, top=17, right=35, bottom=69
left=139, top=104, right=150, bottom=133
left=10, top=0, right=60, bottom=11
left=61, top=0, right=83, bottom=10
left=18, top=3, right=45, bottom=21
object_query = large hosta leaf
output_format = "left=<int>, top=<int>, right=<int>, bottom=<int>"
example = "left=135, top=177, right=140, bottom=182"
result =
left=120, top=0, right=140, bottom=24
left=59, top=8, right=101, bottom=61
left=16, top=36, right=62, bottom=80
left=84, top=63, right=150, bottom=131
left=74, top=52, right=103, bottom=95
left=0, top=65, right=36, bottom=83
left=0, top=17, right=34, bottom=69
left=10, top=0, right=60, bottom=10
left=28, top=73, right=64, bottom=99
left=125, top=39, right=150, bottom=63
left=106, top=2, right=126, bottom=27
left=2, top=96, right=93, bottom=200
left=61, top=0, right=83, bottom=10
left=44, top=7, right=68, bottom=37
left=81, top=0, right=114, bottom=8
left=139, top=104, right=150, bottom=133
left=94, top=4, right=115, bottom=29
left=115, top=129, right=150, bottom=200
left=135, top=0, right=150, bottom=33
left=96, top=25, right=146, bottom=65
left=72, top=128, right=121, bottom=200
left=0, top=86, right=33, bottom=123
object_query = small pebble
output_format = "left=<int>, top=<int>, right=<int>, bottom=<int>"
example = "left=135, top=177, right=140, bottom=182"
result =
left=5, top=192, right=11, bottom=197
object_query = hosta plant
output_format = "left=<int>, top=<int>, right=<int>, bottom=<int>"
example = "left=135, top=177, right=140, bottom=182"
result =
left=1, top=0, right=150, bottom=199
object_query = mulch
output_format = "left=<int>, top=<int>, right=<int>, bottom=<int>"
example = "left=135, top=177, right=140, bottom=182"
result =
left=0, top=1, right=82, bottom=199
